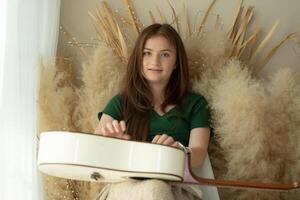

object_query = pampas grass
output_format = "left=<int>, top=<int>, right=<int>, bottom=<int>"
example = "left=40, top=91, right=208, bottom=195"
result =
left=73, top=44, right=125, bottom=133
left=197, top=0, right=217, bottom=35
left=38, top=59, right=76, bottom=134
left=41, top=176, right=79, bottom=200
left=212, top=60, right=267, bottom=178
left=89, top=3, right=130, bottom=63
left=265, top=68, right=300, bottom=199
left=38, top=58, right=78, bottom=200
left=203, top=61, right=300, bottom=199
left=209, top=61, right=274, bottom=199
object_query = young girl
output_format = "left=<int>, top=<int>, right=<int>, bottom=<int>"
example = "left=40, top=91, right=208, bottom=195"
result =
left=94, top=23, right=211, bottom=200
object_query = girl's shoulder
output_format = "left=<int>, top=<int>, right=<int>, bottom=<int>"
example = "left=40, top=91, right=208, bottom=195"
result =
left=183, top=92, right=208, bottom=105
left=111, top=93, right=123, bottom=102
left=98, top=93, right=124, bottom=121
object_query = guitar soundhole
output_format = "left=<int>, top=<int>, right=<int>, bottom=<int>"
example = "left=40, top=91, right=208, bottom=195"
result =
left=90, top=172, right=102, bottom=181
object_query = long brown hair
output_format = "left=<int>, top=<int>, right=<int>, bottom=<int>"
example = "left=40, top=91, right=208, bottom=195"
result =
left=122, top=23, right=189, bottom=141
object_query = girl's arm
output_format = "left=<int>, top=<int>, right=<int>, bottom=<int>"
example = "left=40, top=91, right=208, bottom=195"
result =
left=188, top=127, right=210, bottom=167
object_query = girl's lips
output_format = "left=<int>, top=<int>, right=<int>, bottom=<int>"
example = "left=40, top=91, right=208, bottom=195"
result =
left=148, top=68, right=163, bottom=71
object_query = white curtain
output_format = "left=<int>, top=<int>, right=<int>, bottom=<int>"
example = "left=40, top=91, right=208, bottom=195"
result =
left=0, top=0, right=61, bottom=199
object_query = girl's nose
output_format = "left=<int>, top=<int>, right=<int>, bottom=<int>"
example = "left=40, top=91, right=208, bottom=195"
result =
left=152, top=53, right=161, bottom=66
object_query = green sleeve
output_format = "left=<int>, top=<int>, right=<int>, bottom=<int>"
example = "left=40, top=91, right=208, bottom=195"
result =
left=190, top=95, right=211, bottom=129
left=98, top=94, right=123, bottom=121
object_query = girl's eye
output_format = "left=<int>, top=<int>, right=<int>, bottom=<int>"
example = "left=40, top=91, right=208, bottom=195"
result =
left=161, top=53, right=170, bottom=57
left=143, top=51, right=151, bottom=56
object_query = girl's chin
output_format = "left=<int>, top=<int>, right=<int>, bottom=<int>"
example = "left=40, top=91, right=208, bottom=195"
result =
left=142, top=74, right=171, bottom=85
left=145, top=78, right=168, bottom=86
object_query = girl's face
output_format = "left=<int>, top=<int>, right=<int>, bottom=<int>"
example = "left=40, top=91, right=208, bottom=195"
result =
left=142, top=36, right=177, bottom=87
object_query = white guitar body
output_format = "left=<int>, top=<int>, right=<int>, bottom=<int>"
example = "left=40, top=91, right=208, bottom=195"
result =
left=38, top=131, right=186, bottom=182
left=37, top=131, right=299, bottom=193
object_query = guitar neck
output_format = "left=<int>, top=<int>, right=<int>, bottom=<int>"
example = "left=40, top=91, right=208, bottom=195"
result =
left=183, top=154, right=299, bottom=192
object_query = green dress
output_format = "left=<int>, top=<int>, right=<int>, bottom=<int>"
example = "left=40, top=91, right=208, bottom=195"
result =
left=99, top=92, right=211, bottom=146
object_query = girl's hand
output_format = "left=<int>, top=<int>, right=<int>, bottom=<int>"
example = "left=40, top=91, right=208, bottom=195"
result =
left=151, top=134, right=180, bottom=148
left=99, top=120, right=131, bottom=140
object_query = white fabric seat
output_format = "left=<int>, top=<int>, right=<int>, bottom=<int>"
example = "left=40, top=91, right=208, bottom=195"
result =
left=191, top=154, right=220, bottom=200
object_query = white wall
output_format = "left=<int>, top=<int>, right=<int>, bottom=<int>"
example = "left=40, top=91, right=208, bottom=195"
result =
left=59, top=0, right=300, bottom=77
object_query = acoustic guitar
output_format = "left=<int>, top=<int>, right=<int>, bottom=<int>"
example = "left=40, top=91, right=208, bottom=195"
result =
left=37, top=131, right=299, bottom=191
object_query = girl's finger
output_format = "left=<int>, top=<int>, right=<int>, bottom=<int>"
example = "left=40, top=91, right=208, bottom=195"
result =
left=156, top=134, right=168, bottom=144
left=162, top=136, right=175, bottom=146
left=106, top=122, right=115, bottom=134
left=171, top=141, right=180, bottom=149
left=101, top=127, right=108, bottom=136
left=152, top=135, right=161, bottom=143
left=121, top=134, right=131, bottom=140
left=112, top=120, right=121, bottom=133
left=120, top=120, right=126, bottom=132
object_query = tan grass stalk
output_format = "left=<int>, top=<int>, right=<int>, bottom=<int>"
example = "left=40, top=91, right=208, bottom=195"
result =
left=240, top=28, right=259, bottom=48
left=155, top=5, right=167, bottom=23
left=245, top=29, right=259, bottom=65
left=89, top=4, right=127, bottom=62
left=230, top=7, right=254, bottom=57
left=103, top=15, right=132, bottom=60
left=249, top=20, right=280, bottom=64
left=111, top=9, right=132, bottom=28
left=90, top=9, right=111, bottom=44
left=289, top=34, right=300, bottom=44
left=88, top=10, right=108, bottom=44
left=230, top=6, right=244, bottom=41
left=99, top=7, right=123, bottom=57
left=237, top=27, right=259, bottom=57
left=197, top=0, right=217, bottom=35
left=232, top=6, right=253, bottom=45
left=253, top=33, right=295, bottom=75
left=227, top=0, right=243, bottom=40
left=123, top=0, right=140, bottom=35
left=167, top=0, right=179, bottom=32
left=103, top=2, right=119, bottom=37
left=149, top=11, right=156, bottom=24
left=88, top=12, right=105, bottom=42
left=184, top=2, right=191, bottom=38
left=117, top=23, right=129, bottom=61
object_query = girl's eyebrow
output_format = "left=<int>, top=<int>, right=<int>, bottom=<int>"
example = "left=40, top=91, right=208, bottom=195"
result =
left=144, top=48, right=173, bottom=52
